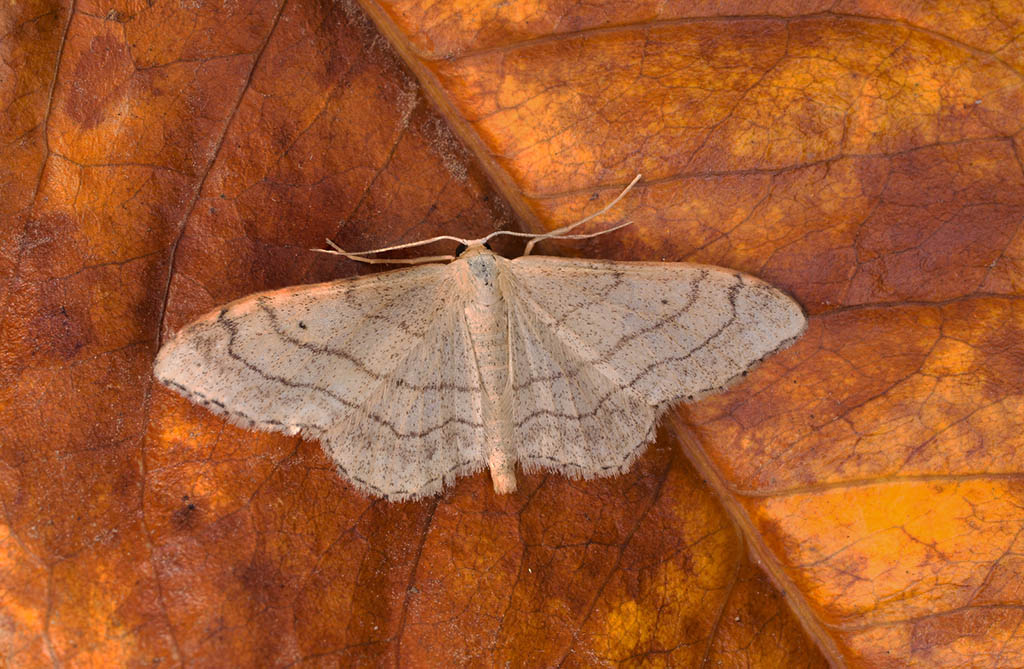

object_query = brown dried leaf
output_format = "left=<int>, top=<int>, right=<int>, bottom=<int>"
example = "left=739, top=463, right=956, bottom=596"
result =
left=1, top=0, right=1022, bottom=666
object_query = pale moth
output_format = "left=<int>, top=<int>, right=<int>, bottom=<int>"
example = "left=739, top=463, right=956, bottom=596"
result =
left=154, top=176, right=806, bottom=501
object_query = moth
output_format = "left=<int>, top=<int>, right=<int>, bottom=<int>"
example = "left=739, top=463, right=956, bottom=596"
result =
left=154, top=177, right=806, bottom=500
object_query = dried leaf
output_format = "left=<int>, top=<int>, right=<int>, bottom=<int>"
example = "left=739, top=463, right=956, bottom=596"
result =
left=2, top=0, right=1022, bottom=666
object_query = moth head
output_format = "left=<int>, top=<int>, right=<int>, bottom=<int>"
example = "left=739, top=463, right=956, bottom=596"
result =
left=461, top=244, right=498, bottom=288
left=455, top=241, right=492, bottom=257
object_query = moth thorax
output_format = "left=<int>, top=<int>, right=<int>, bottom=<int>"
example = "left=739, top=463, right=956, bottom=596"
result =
left=460, top=251, right=508, bottom=401
left=464, top=251, right=501, bottom=305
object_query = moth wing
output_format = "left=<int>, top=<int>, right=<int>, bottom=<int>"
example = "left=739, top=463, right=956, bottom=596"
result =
left=502, top=256, right=805, bottom=477
left=154, top=262, right=487, bottom=500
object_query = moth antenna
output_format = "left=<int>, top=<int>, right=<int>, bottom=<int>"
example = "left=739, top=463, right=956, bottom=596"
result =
left=317, top=173, right=641, bottom=260
left=535, top=219, right=635, bottom=243
left=319, top=234, right=470, bottom=258
left=315, top=239, right=455, bottom=265
left=520, top=174, right=642, bottom=255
